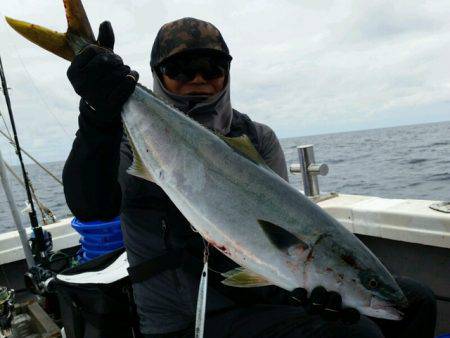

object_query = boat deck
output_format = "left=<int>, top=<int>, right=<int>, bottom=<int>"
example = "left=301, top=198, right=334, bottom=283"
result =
left=1, top=193, right=449, bottom=334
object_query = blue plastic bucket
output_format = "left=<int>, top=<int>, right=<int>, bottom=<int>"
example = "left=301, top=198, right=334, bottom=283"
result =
left=80, top=231, right=123, bottom=243
left=80, top=251, right=96, bottom=261
left=72, top=217, right=124, bottom=262
left=71, top=217, right=121, bottom=236
left=83, top=249, right=107, bottom=259
left=80, top=237, right=123, bottom=251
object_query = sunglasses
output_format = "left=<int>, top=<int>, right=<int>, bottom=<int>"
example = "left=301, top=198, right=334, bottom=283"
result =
left=159, top=55, right=229, bottom=83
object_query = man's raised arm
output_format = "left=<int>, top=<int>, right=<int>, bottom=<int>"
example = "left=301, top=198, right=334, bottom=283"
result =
left=63, top=100, right=124, bottom=221
left=62, top=22, right=138, bottom=221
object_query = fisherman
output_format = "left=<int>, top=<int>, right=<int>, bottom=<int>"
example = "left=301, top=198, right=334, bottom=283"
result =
left=63, top=19, right=437, bottom=338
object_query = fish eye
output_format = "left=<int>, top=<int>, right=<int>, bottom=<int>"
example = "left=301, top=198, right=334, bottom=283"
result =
left=368, top=278, right=378, bottom=289
left=359, top=271, right=380, bottom=290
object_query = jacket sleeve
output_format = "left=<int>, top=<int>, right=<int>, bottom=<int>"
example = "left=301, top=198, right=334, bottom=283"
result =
left=62, top=100, right=123, bottom=222
left=253, top=122, right=289, bottom=181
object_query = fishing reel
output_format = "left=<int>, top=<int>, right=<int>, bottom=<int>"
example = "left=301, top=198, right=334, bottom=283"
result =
left=24, top=263, right=63, bottom=318
left=29, top=229, right=53, bottom=262
left=24, top=266, right=56, bottom=296
left=0, top=286, right=15, bottom=337
left=25, top=229, right=75, bottom=296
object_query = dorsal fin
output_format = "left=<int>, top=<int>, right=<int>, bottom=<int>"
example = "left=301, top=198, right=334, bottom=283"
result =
left=218, top=134, right=269, bottom=168
left=258, top=219, right=309, bottom=251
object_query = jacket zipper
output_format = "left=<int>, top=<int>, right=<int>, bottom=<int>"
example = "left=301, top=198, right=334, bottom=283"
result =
left=162, top=218, right=182, bottom=289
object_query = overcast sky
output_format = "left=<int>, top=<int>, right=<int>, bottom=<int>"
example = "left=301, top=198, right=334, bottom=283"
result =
left=0, top=0, right=449, bottom=163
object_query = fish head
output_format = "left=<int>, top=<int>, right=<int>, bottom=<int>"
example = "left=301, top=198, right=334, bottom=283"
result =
left=355, top=267, right=408, bottom=320
left=309, top=230, right=407, bottom=321
left=335, top=248, right=408, bottom=320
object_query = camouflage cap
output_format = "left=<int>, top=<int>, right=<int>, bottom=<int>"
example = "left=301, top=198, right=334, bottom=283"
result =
left=150, top=17, right=232, bottom=69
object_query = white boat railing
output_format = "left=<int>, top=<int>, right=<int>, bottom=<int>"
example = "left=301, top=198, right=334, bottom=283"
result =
left=0, top=217, right=78, bottom=265
left=1, top=192, right=449, bottom=266
left=318, top=194, right=450, bottom=249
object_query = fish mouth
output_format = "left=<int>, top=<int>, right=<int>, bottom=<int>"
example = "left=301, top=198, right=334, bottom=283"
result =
left=368, top=297, right=404, bottom=320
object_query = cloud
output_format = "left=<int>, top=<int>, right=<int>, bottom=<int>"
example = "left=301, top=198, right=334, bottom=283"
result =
left=0, top=0, right=449, bottom=163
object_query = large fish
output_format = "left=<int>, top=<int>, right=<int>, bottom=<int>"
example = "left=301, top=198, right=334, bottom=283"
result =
left=6, top=0, right=407, bottom=320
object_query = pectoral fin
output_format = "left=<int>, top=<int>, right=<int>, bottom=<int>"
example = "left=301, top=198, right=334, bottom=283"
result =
left=221, top=267, right=272, bottom=288
left=258, top=219, right=309, bottom=252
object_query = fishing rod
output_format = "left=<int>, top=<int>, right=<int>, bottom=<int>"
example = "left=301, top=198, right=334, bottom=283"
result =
left=0, top=56, right=47, bottom=262
left=0, top=128, right=63, bottom=185
left=3, top=160, right=57, bottom=225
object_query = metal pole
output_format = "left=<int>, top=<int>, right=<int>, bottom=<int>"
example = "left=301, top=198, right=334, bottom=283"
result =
left=0, top=149, right=35, bottom=268
left=3, top=161, right=56, bottom=224
left=297, top=145, right=320, bottom=196
left=0, top=56, right=46, bottom=261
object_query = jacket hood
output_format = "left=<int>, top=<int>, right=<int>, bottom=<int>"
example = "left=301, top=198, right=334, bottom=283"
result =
left=152, top=73, right=233, bottom=135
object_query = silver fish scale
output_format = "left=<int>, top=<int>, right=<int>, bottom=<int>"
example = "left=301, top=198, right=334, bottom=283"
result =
left=122, top=84, right=404, bottom=319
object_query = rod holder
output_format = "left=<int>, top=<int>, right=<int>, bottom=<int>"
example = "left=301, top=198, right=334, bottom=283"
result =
left=289, top=145, right=328, bottom=197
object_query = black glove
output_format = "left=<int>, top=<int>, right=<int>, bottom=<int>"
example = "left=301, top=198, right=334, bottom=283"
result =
left=286, top=286, right=360, bottom=324
left=67, top=21, right=139, bottom=123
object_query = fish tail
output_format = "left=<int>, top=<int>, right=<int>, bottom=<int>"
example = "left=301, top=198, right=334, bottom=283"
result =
left=5, top=0, right=95, bottom=61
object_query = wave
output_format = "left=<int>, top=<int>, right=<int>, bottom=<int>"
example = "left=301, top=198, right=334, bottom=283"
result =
left=427, top=172, right=450, bottom=182
left=408, top=158, right=427, bottom=164
left=327, top=159, right=345, bottom=164
left=429, top=141, right=450, bottom=147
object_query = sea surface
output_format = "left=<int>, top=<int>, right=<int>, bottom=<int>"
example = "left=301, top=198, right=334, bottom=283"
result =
left=0, top=121, right=449, bottom=234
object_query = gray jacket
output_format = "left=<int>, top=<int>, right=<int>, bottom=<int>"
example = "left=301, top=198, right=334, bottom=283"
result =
left=64, top=75, right=288, bottom=334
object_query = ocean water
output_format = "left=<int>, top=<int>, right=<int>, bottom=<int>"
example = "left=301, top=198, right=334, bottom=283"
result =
left=283, top=121, right=450, bottom=201
left=0, top=121, right=449, bottom=234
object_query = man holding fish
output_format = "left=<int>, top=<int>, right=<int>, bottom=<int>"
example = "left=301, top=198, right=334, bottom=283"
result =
left=59, top=18, right=436, bottom=338
left=5, top=0, right=436, bottom=335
